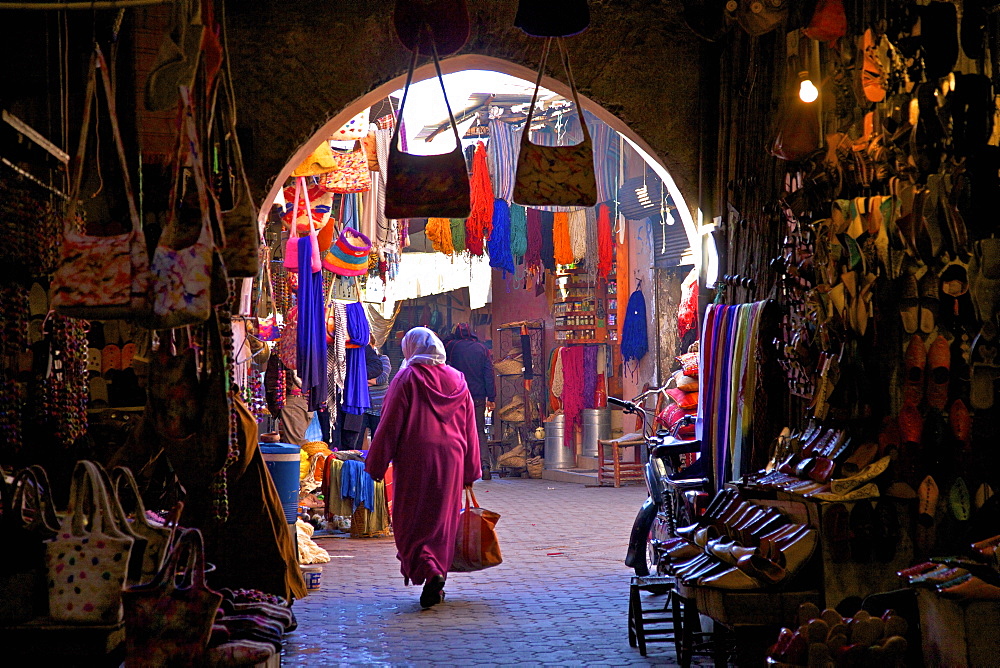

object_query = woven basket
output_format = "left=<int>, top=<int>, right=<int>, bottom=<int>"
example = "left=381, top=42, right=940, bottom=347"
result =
left=526, top=456, right=544, bottom=478
left=493, top=357, right=523, bottom=376
left=497, top=395, right=525, bottom=422
left=497, top=444, right=526, bottom=468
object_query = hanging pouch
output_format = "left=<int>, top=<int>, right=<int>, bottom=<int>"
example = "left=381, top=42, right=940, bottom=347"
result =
left=318, top=142, right=372, bottom=194
left=283, top=178, right=322, bottom=272
left=256, top=247, right=281, bottom=341
left=384, top=41, right=471, bottom=219
left=513, top=38, right=597, bottom=208
left=50, top=46, right=150, bottom=320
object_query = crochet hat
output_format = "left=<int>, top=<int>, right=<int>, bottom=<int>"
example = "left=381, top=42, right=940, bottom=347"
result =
left=323, top=228, right=372, bottom=277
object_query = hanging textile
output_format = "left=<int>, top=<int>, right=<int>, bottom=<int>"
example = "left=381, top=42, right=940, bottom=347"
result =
left=584, top=206, right=599, bottom=283
left=297, top=239, right=328, bottom=411
left=425, top=217, right=455, bottom=255
left=568, top=209, right=587, bottom=261
left=524, top=208, right=543, bottom=273
left=620, top=282, right=648, bottom=374
left=552, top=212, right=573, bottom=265
left=449, top=217, right=467, bottom=253
left=487, top=199, right=515, bottom=276
left=327, top=301, right=348, bottom=396
left=341, top=301, right=371, bottom=414
left=582, top=345, right=598, bottom=409
left=340, top=459, right=375, bottom=512
left=539, top=210, right=556, bottom=270
left=588, top=111, right=621, bottom=205
left=678, top=276, right=699, bottom=339
left=695, top=301, right=769, bottom=493
left=596, top=203, right=614, bottom=279
left=560, top=345, right=586, bottom=431
left=549, top=347, right=564, bottom=410
left=465, top=141, right=493, bottom=256
left=373, top=125, right=399, bottom=255
left=341, top=193, right=359, bottom=230
left=509, top=204, right=528, bottom=260
left=487, top=117, right=518, bottom=202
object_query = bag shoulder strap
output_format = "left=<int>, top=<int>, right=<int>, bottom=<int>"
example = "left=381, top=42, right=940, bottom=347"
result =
left=66, top=46, right=142, bottom=234
left=390, top=32, right=462, bottom=156
left=521, top=37, right=591, bottom=148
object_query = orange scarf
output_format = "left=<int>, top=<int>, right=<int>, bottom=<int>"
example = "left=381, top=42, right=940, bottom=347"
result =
left=553, top=212, right=573, bottom=265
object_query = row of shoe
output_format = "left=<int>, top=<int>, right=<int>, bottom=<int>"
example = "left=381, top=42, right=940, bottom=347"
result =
left=205, top=588, right=296, bottom=667
left=767, top=603, right=907, bottom=668
left=660, top=489, right=818, bottom=590
left=897, top=533, right=1000, bottom=602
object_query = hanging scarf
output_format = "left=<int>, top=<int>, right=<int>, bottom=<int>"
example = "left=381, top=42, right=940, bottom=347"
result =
left=553, top=212, right=573, bottom=265
left=425, top=217, right=455, bottom=255
left=524, top=208, right=543, bottom=272
left=509, top=204, right=528, bottom=259
left=590, top=112, right=621, bottom=205
left=487, top=118, right=518, bottom=202
left=297, top=238, right=328, bottom=411
left=620, top=282, right=648, bottom=375
left=487, top=199, right=515, bottom=276
left=374, top=126, right=398, bottom=255
left=540, top=211, right=556, bottom=270
left=568, top=209, right=587, bottom=262
left=342, top=193, right=359, bottom=230
left=449, top=217, right=466, bottom=253
left=465, top=141, right=493, bottom=256
left=561, top=345, right=586, bottom=431
left=582, top=345, right=598, bottom=410
left=341, top=301, right=371, bottom=414
left=597, top=203, right=614, bottom=279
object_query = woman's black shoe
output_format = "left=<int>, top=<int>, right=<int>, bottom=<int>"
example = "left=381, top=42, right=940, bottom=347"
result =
left=419, top=575, right=446, bottom=608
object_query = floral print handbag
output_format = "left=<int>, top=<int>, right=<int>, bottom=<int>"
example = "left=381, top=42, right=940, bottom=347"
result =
left=318, top=142, right=372, bottom=194
left=513, top=37, right=597, bottom=208
left=45, top=460, right=135, bottom=624
left=384, top=42, right=471, bottom=220
left=50, top=46, right=150, bottom=321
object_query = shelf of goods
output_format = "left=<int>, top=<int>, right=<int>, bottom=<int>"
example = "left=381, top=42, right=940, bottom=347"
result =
left=492, top=323, right=546, bottom=472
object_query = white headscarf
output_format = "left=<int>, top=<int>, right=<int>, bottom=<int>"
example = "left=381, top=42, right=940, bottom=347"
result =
left=400, top=327, right=446, bottom=368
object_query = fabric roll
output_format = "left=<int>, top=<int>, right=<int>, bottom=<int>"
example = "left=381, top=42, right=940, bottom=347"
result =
left=568, top=209, right=587, bottom=261
left=341, top=302, right=371, bottom=414
left=553, top=212, right=573, bottom=265
left=539, top=210, right=556, bottom=270
left=487, top=199, right=515, bottom=275
left=297, top=237, right=327, bottom=412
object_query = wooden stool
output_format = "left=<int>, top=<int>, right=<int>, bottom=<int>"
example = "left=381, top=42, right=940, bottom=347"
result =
left=598, top=434, right=644, bottom=487
left=628, top=575, right=679, bottom=658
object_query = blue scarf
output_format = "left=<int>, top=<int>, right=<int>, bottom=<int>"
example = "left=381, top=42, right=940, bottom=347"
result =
left=341, top=301, right=371, bottom=414
left=297, top=237, right=327, bottom=412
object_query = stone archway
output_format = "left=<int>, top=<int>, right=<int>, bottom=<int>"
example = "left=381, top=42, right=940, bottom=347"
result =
left=262, top=54, right=701, bottom=252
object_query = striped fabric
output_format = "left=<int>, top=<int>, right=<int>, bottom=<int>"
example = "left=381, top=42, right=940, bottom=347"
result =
left=586, top=111, right=620, bottom=206
left=488, top=118, right=518, bottom=201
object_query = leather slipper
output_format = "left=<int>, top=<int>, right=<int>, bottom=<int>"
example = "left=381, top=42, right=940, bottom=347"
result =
left=970, top=326, right=1000, bottom=410
left=975, top=483, right=995, bottom=510
left=949, top=399, right=971, bottom=450
left=902, top=335, right=926, bottom=407
left=877, top=415, right=901, bottom=457
left=899, top=273, right=919, bottom=334
left=925, top=334, right=950, bottom=410
left=949, top=477, right=971, bottom=521
left=918, top=475, right=939, bottom=526
left=918, top=272, right=940, bottom=334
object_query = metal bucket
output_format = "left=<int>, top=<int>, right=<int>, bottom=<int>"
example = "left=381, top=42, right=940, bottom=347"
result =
left=544, top=414, right=575, bottom=469
left=581, top=408, right=611, bottom=458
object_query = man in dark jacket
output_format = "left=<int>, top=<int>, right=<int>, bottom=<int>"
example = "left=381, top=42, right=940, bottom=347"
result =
left=444, top=323, right=495, bottom=479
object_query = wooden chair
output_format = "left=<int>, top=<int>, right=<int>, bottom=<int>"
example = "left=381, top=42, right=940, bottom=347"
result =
left=597, top=433, right=645, bottom=487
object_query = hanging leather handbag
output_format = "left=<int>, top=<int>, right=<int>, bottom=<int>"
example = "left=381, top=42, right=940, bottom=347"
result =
left=318, top=142, right=373, bottom=194
left=0, top=466, right=60, bottom=624
left=514, top=0, right=590, bottom=37
left=50, top=46, right=151, bottom=320
left=218, top=74, right=260, bottom=278
left=384, top=42, right=471, bottom=219
left=122, top=528, right=222, bottom=668
left=45, top=460, right=135, bottom=624
left=513, top=38, right=597, bottom=208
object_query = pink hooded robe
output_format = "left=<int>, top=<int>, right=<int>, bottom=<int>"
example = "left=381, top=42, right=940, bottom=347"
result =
left=366, top=361, right=481, bottom=585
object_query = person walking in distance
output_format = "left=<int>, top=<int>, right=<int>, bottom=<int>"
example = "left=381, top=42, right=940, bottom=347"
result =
left=444, top=323, right=496, bottom=479
left=366, top=327, right=481, bottom=608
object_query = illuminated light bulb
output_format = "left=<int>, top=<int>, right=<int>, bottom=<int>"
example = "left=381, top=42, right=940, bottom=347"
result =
left=798, top=78, right=819, bottom=103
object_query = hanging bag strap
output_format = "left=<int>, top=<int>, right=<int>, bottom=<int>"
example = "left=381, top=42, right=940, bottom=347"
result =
left=257, top=245, right=277, bottom=317
left=178, top=87, right=215, bottom=247
left=299, top=176, right=317, bottom=236
left=521, top=37, right=591, bottom=148
left=66, top=46, right=142, bottom=235
left=391, top=30, right=462, bottom=156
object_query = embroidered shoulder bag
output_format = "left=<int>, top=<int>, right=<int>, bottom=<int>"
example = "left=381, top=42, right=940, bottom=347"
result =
left=50, top=46, right=150, bottom=320
left=384, top=40, right=471, bottom=219
left=513, top=38, right=597, bottom=208
left=318, top=141, right=372, bottom=194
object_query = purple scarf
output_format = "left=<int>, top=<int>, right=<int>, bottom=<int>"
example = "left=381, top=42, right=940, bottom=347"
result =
left=297, top=237, right=327, bottom=412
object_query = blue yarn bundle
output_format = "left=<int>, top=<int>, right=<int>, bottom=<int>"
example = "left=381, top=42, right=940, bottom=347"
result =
left=509, top=204, right=527, bottom=259
left=621, top=283, right=648, bottom=373
left=487, top=198, right=515, bottom=276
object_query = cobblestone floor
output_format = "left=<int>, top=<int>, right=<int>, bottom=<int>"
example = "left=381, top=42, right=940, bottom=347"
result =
left=283, top=477, right=693, bottom=666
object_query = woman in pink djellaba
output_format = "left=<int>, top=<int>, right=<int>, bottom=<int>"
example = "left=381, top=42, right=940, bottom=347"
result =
left=366, top=327, right=481, bottom=608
